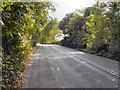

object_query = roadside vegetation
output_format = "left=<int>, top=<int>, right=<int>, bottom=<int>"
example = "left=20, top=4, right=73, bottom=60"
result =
left=59, top=1, right=120, bottom=61
left=1, top=1, right=61, bottom=89
left=1, top=0, right=120, bottom=89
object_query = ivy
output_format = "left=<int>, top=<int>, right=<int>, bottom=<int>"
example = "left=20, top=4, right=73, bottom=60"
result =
left=2, top=1, right=56, bottom=89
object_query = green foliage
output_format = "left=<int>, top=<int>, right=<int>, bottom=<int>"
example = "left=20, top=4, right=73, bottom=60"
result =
left=84, top=7, right=94, bottom=17
left=41, top=18, right=62, bottom=43
left=85, top=1, right=120, bottom=56
left=59, top=12, right=86, bottom=48
left=85, top=14, right=109, bottom=50
left=59, top=1, right=120, bottom=61
left=2, top=1, right=55, bottom=89
left=26, top=2, right=56, bottom=45
left=59, top=13, right=74, bottom=34
left=2, top=2, right=28, bottom=89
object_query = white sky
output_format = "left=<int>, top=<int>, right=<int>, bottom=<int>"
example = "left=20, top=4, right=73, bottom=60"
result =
left=49, top=0, right=97, bottom=21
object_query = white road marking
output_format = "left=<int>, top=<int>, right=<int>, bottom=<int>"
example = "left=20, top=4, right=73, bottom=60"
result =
left=51, top=46, right=119, bottom=78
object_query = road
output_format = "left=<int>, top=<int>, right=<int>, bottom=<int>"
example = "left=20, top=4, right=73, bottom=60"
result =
left=22, top=44, right=118, bottom=88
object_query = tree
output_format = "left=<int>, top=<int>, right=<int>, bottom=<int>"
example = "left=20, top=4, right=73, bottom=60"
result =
left=59, top=12, right=86, bottom=48
left=59, top=1, right=120, bottom=60
left=2, top=1, right=55, bottom=89
left=42, top=18, right=62, bottom=43
left=59, top=13, right=74, bottom=35
left=84, top=7, right=94, bottom=17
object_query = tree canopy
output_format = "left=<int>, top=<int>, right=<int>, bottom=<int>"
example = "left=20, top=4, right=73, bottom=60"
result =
left=1, top=1, right=120, bottom=89
left=59, top=1, right=120, bottom=60
left=2, top=1, right=61, bottom=89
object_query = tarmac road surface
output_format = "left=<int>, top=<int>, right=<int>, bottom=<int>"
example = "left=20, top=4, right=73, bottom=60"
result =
left=22, top=44, right=118, bottom=88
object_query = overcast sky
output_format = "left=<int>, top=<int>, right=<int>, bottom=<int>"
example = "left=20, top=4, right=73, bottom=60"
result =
left=49, top=0, right=97, bottom=21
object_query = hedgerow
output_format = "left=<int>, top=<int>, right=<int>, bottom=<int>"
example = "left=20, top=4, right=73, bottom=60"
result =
left=1, top=1, right=56, bottom=89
